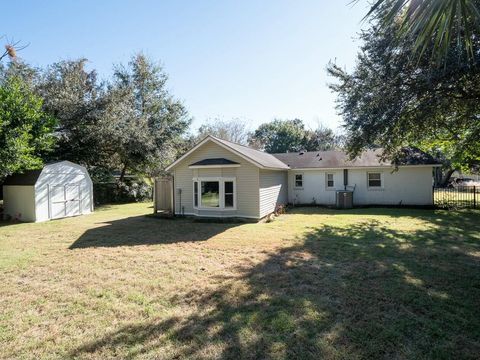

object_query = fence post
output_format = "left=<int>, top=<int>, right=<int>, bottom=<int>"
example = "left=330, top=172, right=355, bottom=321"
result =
left=474, top=186, right=476, bottom=209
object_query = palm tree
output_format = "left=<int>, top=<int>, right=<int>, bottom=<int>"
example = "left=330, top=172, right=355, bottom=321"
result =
left=363, top=0, right=480, bottom=63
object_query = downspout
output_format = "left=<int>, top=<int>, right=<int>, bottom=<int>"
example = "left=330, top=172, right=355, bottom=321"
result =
left=343, top=169, right=348, bottom=190
left=172, top=175, right=175, bottom=217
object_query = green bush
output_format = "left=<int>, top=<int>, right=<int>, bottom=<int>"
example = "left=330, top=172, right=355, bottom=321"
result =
left=93, top=180, right=152, bottom=205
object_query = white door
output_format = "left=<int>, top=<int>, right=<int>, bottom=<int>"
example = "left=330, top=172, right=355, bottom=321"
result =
left=51, top=185, right=66, bottom=219
left=49, top=184, right=81, bottom=219
left=65, top=184, right=81, bottom=216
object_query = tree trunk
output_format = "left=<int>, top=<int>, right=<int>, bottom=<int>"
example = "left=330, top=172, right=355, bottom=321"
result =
left=118, top=164, right=127, bottom=185
left=440, top=168, right=456, bottom=187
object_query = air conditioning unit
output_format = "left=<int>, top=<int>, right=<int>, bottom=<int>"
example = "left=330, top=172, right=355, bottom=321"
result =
left=336, top=190, right=353, bottom=209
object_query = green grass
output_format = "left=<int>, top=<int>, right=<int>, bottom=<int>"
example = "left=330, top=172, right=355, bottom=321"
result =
left=0, top=203, right=479, bottom=359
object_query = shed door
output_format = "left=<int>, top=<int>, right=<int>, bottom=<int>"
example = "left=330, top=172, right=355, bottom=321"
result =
left=66, top=185, right=81, bottom=216
left=49, top=184, right=81, bottom=219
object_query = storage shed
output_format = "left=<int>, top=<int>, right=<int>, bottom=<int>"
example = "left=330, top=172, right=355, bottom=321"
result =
left=2, top=161, right=93, bottom=222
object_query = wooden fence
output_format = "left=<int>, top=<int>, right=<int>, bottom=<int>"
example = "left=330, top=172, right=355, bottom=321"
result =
left=434, top=186, right=478, bottom=209
left=154, top=178, right=174, bottom=215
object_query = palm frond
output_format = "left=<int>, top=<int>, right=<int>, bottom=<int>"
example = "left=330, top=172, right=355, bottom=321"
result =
left=363, top=0, right=480, bottom=63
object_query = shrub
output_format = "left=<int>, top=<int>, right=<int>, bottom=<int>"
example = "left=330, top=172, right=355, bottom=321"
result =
left=93, top=179, right=152, bottom=205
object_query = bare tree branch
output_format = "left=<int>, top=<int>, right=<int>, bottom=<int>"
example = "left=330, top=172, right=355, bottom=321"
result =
left=0, top=37, right=29, bottom=62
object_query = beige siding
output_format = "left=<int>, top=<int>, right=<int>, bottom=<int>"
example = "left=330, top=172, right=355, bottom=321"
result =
left=259, top=170, right=288, bottom=218
left=173, top=141, right=260, bottom=218
left=3, top=186, right=36, bottom=222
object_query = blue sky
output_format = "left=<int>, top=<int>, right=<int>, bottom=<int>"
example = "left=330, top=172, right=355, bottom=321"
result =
left=4, top=1, right=368, bottom=133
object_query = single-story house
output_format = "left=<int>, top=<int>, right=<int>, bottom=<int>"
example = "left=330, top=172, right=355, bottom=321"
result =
left=2, top=161, right=93, bottom=222
left=165, top=135, right=440, bottom=219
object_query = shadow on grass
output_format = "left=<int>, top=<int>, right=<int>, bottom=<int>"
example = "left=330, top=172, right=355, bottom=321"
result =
left=71, top=209, right=480, bottom=359
left=69, top=215, right=242, bottom=249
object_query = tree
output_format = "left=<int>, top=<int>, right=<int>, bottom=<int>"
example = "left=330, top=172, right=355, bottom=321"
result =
left=303, top=125, right=345, bottom=152
left=0, top=76, right=55, bottom=179
left=249, top=119, right=307, bottom=153
left=109, top=53, right=191, bottom=180
left=197, top=117, right=250, bottom=144
left=328, top=10, right=480, bottom=181
left=249, top=119, right=343, bottom=153
left=363, top=0, right=480, bottom=63
left=38, top=59, right=112, bottom=171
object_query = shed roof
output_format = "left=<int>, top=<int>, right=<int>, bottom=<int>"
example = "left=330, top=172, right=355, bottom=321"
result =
left=190, top=158, right=240, bottom=166
left=3, top=170, right=42, bottom=186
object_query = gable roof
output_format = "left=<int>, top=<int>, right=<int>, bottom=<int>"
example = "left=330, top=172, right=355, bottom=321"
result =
left=273, top=148, right=440, bottom=169
left=166, top=135, right=289, bottom=171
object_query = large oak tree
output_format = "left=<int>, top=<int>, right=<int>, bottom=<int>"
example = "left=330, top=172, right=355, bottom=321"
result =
left=328, top=7, right=480, bottom=180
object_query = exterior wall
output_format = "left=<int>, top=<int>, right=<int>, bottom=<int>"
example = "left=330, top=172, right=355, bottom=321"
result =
left=348, top=166, right=433, bottom=205
left=35, top=177, right=93, bottom=222
left=259, top=170, right=288, bottom=218
left=288, top=170, right=343, bottom=205
left=35, top=162, right=93, bottom=222
left=173, top=141, right=260, bottom=218
left=288, top=166, right=434, bottom=206
left=2, top=186, right=36, bottom=221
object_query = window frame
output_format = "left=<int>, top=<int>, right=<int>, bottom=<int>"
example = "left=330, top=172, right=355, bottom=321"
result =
left=294, top=173, right=304, bottom=189
left=367, top=172, right=383, bottom=190
left=326, top=173, right=335, bottom=189
left=192, top=177, right=237, bottom=210
left=193, top=181, right=199, bottom=207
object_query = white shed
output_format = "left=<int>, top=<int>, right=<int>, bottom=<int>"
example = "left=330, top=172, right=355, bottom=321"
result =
left=2, top=161, right=93, bottom=222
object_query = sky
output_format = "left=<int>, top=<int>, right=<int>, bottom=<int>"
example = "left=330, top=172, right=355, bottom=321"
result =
left=3, top=0, right=369, bottom=133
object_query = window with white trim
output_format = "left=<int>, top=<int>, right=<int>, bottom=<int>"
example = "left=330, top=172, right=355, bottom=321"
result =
left=224, top=181, right=234, bottom=208
left=193, top=181, right=199, bottom=207
left=201, top=181, right=219, bottom=207
left=367, top=172, right=382, bottom=188
left=193, top=177, right=236, bottom=210
left=326, top=173, right=334, bottom=188
left=294, top=174, right=303, bottom=188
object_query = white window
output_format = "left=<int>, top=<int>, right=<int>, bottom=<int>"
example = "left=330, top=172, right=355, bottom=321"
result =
left=326, top=173, right=334, bottom=188
left=294, top=174, right=303, bottom=188
left=193, top=177, right=236, bottom=210
left=201, top=181, right=220, bottom=207
left=367, top=172, right=383, bottom=188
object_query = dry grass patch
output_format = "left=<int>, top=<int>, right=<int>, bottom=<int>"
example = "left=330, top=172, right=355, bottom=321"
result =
left=1, top=203, right=479, bottom=359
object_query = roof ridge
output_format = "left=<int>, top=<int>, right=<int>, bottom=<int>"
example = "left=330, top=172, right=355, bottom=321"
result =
left=209, top=135, right=266, bottom=154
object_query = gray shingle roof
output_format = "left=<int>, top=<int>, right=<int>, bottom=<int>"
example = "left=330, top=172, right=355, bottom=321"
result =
left=168, top=135, right=439, bottom=171
left=211, top=136, right=289, bottom=169
left=272, top=148, right=439, bottom=169
left=190, top=158, right=239, bottom=166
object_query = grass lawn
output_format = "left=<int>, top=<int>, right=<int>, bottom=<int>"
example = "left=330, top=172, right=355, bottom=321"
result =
left=1, top=203, right=479, bottom=359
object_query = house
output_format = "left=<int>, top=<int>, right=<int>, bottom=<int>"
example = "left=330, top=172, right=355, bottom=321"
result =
left=165, top=135, right=440, bottom=219
left=2, top=161, right=93, bottom=222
